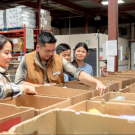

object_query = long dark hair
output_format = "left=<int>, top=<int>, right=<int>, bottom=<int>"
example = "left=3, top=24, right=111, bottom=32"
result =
left=72, top=42, right=88, bottom=68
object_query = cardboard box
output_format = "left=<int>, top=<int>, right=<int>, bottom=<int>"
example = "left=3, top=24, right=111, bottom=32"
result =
left=116, top=70, right=135, bottom=74
left=0, top=132, right=21, bottom=135
left=9, top=108, right=135, bottom=134
left=91, top=92, right=135, bottom=104
left=95, top=76, right=131, bottom=89
left=0, top=103, right=34, bottom=133
left=55, top=81, right=119, bottom=96
left=10, top=38, right=23, bottom=52
left=104, top=74, right=135, bottom=84
left=1, top=95, right=71, bottom=116
left=67, top=100, right=135, bottom=116
left=121, top=83, right=135, bottom=93
left=55, top=82, right=101, bottom=97
left=114, top=72, right=134, bottom=76
left=35, top=86, right=92, bottom=105
left=0, top=10, right=6, bottom=29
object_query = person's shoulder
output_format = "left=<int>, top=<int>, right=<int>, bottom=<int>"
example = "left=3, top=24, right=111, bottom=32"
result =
left=54, top=53, right=61, bottom=57
left=25, top=51, right=36, bottom=57
left=54, top=53, right=63, bottom=59
left=84, top=63, right=92, bottom=68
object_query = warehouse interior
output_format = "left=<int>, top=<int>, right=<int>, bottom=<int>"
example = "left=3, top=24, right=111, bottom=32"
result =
left=1, top=0, right=135, bottom=134
left=0, top=0, right=135, bottom=76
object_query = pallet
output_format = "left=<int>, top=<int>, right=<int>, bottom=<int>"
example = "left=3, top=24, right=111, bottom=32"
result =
left=0, top=27, right=23, bottom=31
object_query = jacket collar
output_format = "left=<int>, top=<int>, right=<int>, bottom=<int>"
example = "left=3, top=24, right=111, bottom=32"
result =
left=34, top=51, right=53, bottom=70
left=0, top=66, right=7, bottom=74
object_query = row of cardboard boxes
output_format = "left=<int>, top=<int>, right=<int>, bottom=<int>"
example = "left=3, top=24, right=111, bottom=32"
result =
left=1, top=70, right=135, bottom=134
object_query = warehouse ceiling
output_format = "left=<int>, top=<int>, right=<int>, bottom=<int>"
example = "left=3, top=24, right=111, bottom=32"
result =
left=0, top=0, right=135, bottom=28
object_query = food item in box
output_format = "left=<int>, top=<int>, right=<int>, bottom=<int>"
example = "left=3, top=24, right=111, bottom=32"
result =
left=113, top=96, right=125, bottom=101
left=119, top=115, right=135, bottom=121
left=89, top=109, right=102, bottom=114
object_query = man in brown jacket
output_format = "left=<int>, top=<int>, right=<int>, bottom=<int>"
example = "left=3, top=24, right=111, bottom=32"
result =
left=15, top=32, right=106, bottom=94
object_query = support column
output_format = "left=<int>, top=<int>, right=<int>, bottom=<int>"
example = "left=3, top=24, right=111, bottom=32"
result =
left=108, top=0, right=118, bottom=72
left=85, top=15, right=88, bottom=33
left=134, top=23, right=135, bottom=40
left=128, top=23, right=132, bottom=70
left=37, top=0, right=41, bottom=33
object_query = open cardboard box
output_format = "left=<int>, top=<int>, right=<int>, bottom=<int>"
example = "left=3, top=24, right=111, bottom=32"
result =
left=115, top=71, right=135, bottom=76
left=103, top=74, right=135, bottom=84
left=91, top=91, right=135, bottom=104
left=55, top=82, right=101, bottom=97
left=121, top=83, right=135, bottom=93
left=67, top=100, right=135, bottom=117
left=116, top=70, right=135, bottom=74
left=0, top=103, right=34, bottom=133
left=35, top=86, right=92, bottom=105
left=114, top=72, right=135, bottom=76
left=94, top=76, right=131, bottom=89
left=55, top=81, right=119, bottom=96
left=9, top=108, right=135, bottom=134
left=0, top=95, right=71, bottom=116
left=0, top=132, right=21, bottom=135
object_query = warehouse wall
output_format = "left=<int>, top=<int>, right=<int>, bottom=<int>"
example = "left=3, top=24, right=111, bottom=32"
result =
left=53, top=23, right=135, bottom=40
left=53, top=27, right=97, bottom=35
left=99, top=34, right=129, bottom=72
left=55, top=33, right=99, bottom=75
left=55, top=33, right=129, bottom=76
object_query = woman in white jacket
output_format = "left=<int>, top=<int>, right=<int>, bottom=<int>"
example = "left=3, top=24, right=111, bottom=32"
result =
left=0, top=35, right=37, bottom=99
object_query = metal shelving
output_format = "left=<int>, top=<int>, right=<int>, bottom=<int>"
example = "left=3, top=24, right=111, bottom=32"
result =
left=0, top=25, right=26, bottom=53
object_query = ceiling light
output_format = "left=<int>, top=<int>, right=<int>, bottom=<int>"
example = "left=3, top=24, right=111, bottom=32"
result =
left=101, top=0, right=125, bottom=5
left=94, top=15, right=101, bottom=21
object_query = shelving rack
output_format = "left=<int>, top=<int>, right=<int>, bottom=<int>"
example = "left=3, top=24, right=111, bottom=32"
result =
left=0, top=25, right=26, bottom=53
left=0, top=25, right=54, bottom=60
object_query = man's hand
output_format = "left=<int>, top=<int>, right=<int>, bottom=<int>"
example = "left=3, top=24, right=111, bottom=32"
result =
left=24, top=85, right=37, bottom=94
left=96, top=81, right=107, bottom=96
left=43, top=83, right=56, bottom=86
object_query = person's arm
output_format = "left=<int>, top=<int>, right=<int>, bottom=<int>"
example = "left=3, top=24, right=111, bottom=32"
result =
left=79, top=71, right=106, bottom=95
left=0, top=82, right=37, bottom=100
left=63, top=58, right=106, bottom=95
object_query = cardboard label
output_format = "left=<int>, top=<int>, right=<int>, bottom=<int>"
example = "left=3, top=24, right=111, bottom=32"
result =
left=0, top=117, right=21, bottom=132
left=13, top=39, right=18, bottom=44
left=13, top=39, right=18, bottom=47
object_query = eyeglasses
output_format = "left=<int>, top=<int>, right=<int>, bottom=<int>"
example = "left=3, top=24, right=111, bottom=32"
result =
left=44, top=49, right=55, bottom=54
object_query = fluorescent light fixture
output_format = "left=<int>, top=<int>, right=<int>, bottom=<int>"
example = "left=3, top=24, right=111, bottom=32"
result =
left=94, top=15, right=101, bottom=21
left=101, top=0, right=125, bottom=5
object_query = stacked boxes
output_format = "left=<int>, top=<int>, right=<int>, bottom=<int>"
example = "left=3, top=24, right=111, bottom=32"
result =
left=40, top=9, right=51, bottom=30
left=1, top=8, right=51, bottom=30
left=6, top=7, right=36, bottom=29
left=0, top=10, right=6, bottom=29
left=10, top=38, right=24, bottom=52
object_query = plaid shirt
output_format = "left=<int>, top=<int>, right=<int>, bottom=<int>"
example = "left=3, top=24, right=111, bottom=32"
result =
left=0, top=67, right=24, bottom=99
left=15, top=51, right=81, bottom=84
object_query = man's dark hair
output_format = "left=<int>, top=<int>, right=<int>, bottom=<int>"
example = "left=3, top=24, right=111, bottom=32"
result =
left=0, top=35, right=13, bottom=50
left=56, top=43, right=71, bottom=55
left=38, top=31, right=57, bottom=47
